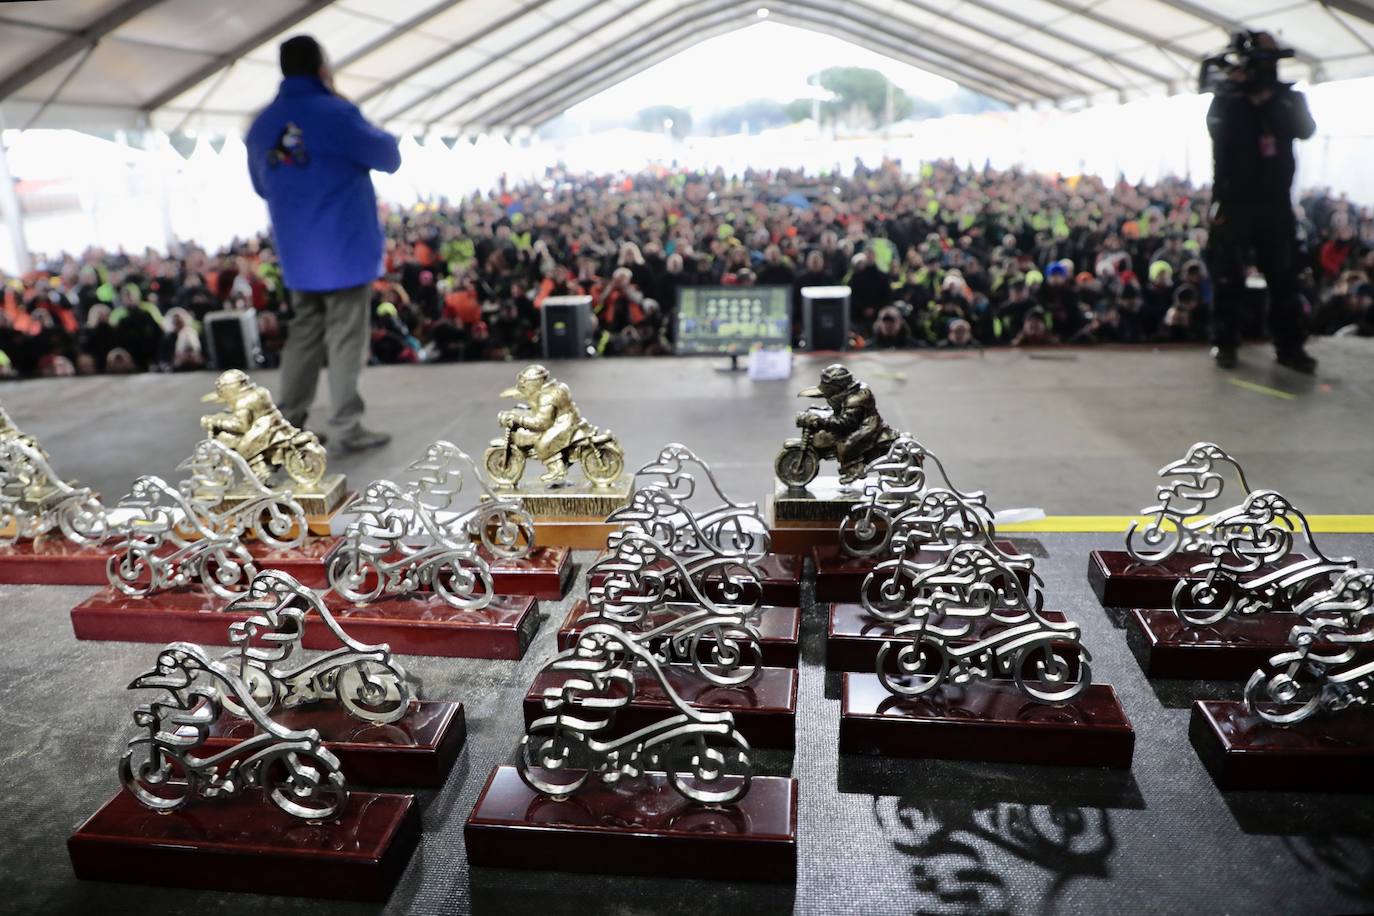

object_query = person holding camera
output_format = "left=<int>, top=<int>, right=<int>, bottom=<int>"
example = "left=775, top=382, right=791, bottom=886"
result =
left=1203, top=31, right=1317, bottom=372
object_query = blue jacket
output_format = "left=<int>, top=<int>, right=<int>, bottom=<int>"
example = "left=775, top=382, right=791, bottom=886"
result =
left=247, top=77, right=401, bottom=292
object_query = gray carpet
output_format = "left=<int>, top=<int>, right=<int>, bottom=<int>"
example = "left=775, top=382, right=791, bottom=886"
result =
left=4, top=533, right=1373, bottom=915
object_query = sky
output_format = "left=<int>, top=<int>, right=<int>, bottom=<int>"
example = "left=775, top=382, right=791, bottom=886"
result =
left=563, top=20, right=960, bottom=122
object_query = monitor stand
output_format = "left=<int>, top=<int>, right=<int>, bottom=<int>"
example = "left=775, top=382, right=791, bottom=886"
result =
left=715, top=353, right=747, bottom=373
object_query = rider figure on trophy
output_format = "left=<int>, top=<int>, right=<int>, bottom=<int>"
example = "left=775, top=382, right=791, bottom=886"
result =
left=200, top=370, right=327, bottom=489
left=487, top=364, right=624, bottom=488
left=777, top=364, right=898, bottom=487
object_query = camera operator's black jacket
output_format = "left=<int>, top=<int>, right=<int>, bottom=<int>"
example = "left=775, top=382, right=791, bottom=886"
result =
left=1207, top=86, right=1315, bottom=212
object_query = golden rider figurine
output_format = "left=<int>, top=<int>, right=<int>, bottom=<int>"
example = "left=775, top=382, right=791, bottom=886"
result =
left=200, top=370, right=327, bottom=488
left=487, top=364, right=625, bottom=488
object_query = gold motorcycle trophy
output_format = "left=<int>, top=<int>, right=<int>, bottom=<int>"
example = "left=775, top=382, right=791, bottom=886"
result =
left=771, top=363, right=900, bottom=537
left=199, top=370, right=346, bottom=523
left=482, top=365, right=631, bottom=545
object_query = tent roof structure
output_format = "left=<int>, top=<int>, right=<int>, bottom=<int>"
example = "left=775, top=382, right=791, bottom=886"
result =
left=3, top=0, right=1374, bottom=134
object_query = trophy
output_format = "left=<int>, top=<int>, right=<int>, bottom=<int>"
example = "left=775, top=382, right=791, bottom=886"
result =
left=481, top=364, right=631, bottom=547
left=839, top=541, right=1134, bottom=768
left=588, top=443, right=802, bottom=605
left=0, top=406, right=112, bottom=584
left=769, top=364, right=902, bottom=551
left=1088, top=442, right=1327, bottom=607
left=69, top=602, right=423, bottom=899
left=467, top=616, right=798, bottom=880
left=198, top=370, right=348, bottom=523
left=1190, top=568, right=1374, bottom=791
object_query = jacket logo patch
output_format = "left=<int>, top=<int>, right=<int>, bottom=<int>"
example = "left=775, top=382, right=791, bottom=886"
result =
left=269, top=122, right=309, bottom=168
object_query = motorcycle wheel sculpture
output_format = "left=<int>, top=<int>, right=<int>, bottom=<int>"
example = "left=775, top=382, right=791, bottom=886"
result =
left=483, top=425, right=625, bottom=488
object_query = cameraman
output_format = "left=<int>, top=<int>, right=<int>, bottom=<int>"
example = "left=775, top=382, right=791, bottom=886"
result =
left=1205, top=31, right=1317, bottom=372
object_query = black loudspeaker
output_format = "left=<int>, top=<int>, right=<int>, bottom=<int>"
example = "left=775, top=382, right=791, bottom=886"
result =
left=800, top=286, right=850, bottom=351
left=204, top=309, right=261, bottom=369
left=542, top=295, right=593, bottom=359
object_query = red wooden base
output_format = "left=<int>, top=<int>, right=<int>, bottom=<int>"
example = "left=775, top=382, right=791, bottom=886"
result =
left=524, top=666, right=796, bottom=748
left=71, top=586, right=540, bottom=659
left=840, top=674, right=1135, bottom=768
left=1125, top=609, right=1306, bottom=680
left=248, top=539, right=572, bottom=599
left=813, top=542, right=1023, bottom=602
left=1190, top=700, right=1374, bottom=791
left=556, top=600, right=801, bottom=668
left=825, top=603, right=1075, bottom=673
left=465, top=766, right=797, bottom=881
left=0, top=538, right=117, bottom=585
left=587, top=550, right=802, bottom=606
left=69, top=788, right=419, bottom=900
left=1087, top=549, right=1314, bottom=609
left=200, top=700, right=465, bottom=787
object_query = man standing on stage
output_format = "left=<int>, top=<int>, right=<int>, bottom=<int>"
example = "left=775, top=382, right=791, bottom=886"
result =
left=247, top=35, right=400, bottom=451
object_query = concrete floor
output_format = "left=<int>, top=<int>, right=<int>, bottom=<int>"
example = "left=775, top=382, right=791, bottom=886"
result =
left=2, top=340, right=1374, bottom=915
left=4, top=338, right=1371, bottom=518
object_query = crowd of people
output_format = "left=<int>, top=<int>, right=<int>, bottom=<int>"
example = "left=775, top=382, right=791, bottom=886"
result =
left=4, top=158, right=1372, bottom=378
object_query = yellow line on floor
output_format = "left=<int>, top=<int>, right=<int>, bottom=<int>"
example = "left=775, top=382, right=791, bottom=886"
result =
left=1227, top=377, right=1297, bottom=400
left=997, top=515, right=1374, bottom=534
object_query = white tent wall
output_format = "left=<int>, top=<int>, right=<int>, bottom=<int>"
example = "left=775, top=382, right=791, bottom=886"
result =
left=3, top=77, right=1373, bottom=269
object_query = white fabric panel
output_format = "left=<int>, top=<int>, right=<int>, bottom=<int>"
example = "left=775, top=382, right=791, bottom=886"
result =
left=116, top=0, right=305, bottom=54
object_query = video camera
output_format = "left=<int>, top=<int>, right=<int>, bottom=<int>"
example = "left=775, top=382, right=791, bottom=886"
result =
left=1198, top=30, right=1295, bottom=95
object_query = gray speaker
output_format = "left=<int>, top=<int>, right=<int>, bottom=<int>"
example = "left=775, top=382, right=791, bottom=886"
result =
left=800, top=285, right=850, bottom=351
left=541, top=295, right=593, bottom=359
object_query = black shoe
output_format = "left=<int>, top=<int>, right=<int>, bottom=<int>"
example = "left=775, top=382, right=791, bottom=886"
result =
left=337, top=428, right=392, bottom=453
left=1211, top=345, right=1238, bottom=370
left=1275, top=348, right=1317, bottom=374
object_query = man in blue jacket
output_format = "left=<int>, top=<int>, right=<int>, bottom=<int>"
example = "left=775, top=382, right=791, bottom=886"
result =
left=247, top=35, right=400, bottom=452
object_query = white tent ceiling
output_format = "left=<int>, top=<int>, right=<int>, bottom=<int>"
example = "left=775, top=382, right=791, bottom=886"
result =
left=2, top=0, right=1374, bottom=135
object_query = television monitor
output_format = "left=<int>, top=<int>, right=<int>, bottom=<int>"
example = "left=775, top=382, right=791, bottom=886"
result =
left=675, top=286, right=792, bottom=355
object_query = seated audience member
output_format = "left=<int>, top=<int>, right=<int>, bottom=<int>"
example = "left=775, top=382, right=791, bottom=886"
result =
left=1012, top=307, right=1060, bottom=346
left=870, top=306, right=914, bottom=349
left=940, top=318, right=979, bottom=349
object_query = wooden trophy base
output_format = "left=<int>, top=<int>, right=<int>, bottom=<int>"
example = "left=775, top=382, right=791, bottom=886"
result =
left=71, top=586, right=540, bottom=659
left=465, top=766, right=797, bottom=881
left=1125, top=609, right=1308, bottom=679
left=557, top=600, right=801, bottom=668
left=825, top=603, right=1075, bottom=673
left=247, top=539, right=572, bottom=599
left=812, top=542, right=1024, bottom=602
left=524, top=666, right=797, bottom=749
left=0, top=537, right=117, bottom=585
left=1190, top=700, right=1374, bottom=791
left=200, top=700, right=465, bottom=787
left=587, top=550, right=802, bottom=606
left=840, top=674, right=1135, bottom=768
left=1087, top=549, right=1314, bottom=608
left=69, top=788, right=419, bottom=900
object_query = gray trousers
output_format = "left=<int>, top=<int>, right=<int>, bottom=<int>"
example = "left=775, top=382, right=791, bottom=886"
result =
left=277, top=284, right=371, bottom=438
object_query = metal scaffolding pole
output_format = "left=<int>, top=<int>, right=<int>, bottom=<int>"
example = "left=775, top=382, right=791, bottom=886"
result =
left=0, top=114, right=30, bottom=274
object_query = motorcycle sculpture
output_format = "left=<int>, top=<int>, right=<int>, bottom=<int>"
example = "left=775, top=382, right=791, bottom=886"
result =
left=521, top=621, right=753, bottom=804
left=774, top=363, right=899, bottom=488
left=200, top=369, right=327, bottom=489
left=176, top=438, right=307, bottom=550
left=106, top=475, right=256, bottom=599
left=629, top=443, right=771, bottom=560
left=483, top=364, right=624, bottom=488
left=406, top=439, right=535, bottom=558
left=218, top=569, right=412, bottom=724
left=0, top=433, right=107, bottom=546
left=1245, top=568, right=1374, bottom=725
left=325, top=479, right=493, bottom=609
left=1126, top=442, right=1253, bottom=564
left=121, top=640, right=347, bottom=819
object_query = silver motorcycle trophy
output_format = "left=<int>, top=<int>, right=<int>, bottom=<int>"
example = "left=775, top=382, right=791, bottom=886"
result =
left=325, top=478, right=494, bottom=609
left=520, top=619, right=753, bottom=804
left=862, top=536, right=1041, bottom=624
left=218, top=569, right=413, bottom=724
left=837, top=435, right=987, bottom=558
left=1170, top=489, right=1356, bottom=626
left=583, top=528, right=765, bottom=685
left=405, top=439, right=536, bottom=560
left=857, top=488, right=1033, bottom=616
left=105, top=475, right=258, bottom=600
left=1245, top=567, right=1374, bottom=726
left=121, top=639, right=348, bottom=819
left=177, top=438, right=308, bottom=550
left=872, top=542, right=1091, bottom=704
left=1125, top=441, right=1254, bottom=564
left=0, top=427, right=108, bottom=546
left=627, top=443, right=771, bottom=561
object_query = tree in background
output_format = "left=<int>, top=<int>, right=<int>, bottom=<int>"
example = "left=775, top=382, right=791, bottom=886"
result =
left=635, top=105, right=692, bottom=138
left=811, top=67, right=914, bottom=127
